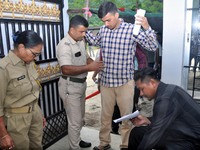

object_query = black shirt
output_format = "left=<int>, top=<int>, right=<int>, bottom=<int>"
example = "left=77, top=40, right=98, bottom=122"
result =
left=138, top=82, right=200, bottom=149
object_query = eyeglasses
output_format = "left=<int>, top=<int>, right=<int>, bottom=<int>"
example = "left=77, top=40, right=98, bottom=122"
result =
left=28, top=49, right=41, bottom=57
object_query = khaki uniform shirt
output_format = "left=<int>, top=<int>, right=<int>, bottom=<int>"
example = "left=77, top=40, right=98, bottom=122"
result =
left=56, top=33, right=89, bottom=78
left=0, top=51, right=40, bottom=116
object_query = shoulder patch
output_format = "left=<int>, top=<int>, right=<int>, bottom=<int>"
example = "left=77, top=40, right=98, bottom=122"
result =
left=64, top=41, right=70, bottom=45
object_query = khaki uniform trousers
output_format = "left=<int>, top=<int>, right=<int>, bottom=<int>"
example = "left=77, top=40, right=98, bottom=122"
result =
left=4, top=104, right=43, bottom=150
left=58, top=77, right=86, bottom=150
left=99, top=80, right=134, bottom=148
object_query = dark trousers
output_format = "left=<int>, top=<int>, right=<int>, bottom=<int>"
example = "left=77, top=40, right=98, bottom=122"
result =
left=112, top=104, right=120, bottom=133
left=133, top=87, right=140, bottom=111
left=128, top=126, right=149, bottom=150
left=128, top=126, right=200, bottom=150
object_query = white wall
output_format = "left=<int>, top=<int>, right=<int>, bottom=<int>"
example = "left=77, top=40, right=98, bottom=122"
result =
left=62, top=0, right=69, bottom=35
left=161, top=0, right=186, bottom=87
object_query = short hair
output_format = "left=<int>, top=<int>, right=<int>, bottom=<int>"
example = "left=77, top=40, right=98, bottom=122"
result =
left=12, top=30, right=43, bottom=49
left=98, top=1, right=118, bottom=18
left=69, top=15, right=89, bottom=28
left=134, top=67, right=159, bottom=82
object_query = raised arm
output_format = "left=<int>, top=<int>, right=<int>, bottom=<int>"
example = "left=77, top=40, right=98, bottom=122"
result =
left=134, top=15, right=158, bottom=52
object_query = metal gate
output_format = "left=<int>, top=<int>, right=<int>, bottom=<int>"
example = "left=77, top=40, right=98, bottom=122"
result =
left=0, top=0, right=67, bottom=149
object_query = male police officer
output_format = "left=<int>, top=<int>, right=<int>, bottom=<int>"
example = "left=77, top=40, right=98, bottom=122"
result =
left=56, top=15, right=103, bottom=150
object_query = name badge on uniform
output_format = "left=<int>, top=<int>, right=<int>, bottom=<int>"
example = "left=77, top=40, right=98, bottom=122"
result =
left=75, top=51, right=81, bottom=57
left=17, top=75, right=25, bottom=81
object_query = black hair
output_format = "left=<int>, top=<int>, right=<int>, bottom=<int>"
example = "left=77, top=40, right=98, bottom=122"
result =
left=12, top=30, right=43, bottom=49
left=98, top=1, right=118, bottom=19
left=134, top=67, right=159, bottom=82
left=69, top=15, right=89, bottom=29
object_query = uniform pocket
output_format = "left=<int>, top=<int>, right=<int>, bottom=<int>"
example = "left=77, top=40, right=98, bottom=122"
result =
left=12, top=78, right=23, bottom=87
left=6, top=113, right=31, bottom=133
left=4, top=114, right=17, bottom=133
left=58, top=78, right=69, bottom=101
left=9, top=78, right=22, bottom=99
left=10, top=74, right=32, bottom=100
left=68, top=81, right=86, bottom=96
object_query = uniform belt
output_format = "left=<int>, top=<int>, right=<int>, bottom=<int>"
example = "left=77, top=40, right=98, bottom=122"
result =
left=6, top=104, right=35, bottom=114
left=62, top=76, right=87, bottom=83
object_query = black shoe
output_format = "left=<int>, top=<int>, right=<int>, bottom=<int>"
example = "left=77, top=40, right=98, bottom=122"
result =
left=110, top=130, right=119, bottom=135
left=79, top=140, right=92, bottom=148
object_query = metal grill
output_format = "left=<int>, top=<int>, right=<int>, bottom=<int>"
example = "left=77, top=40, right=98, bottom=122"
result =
left=42, top=110, right=68, bottom=149
left=39, top=78, right=68, bottom=149
left=0, top=0, right=67, bottom=149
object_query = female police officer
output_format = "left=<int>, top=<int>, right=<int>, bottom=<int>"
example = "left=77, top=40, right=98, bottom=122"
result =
left=0, top=30, right=44, bottom=150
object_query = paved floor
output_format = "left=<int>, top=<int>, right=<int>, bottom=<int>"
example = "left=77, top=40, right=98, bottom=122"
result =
left=46, top=127, right=121, bottom=150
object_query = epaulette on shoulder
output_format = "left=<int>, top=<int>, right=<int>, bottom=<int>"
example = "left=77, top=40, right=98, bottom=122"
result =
left=64, top=41, right=70, bottom=45
left=0, top=57, right=9, bottom=69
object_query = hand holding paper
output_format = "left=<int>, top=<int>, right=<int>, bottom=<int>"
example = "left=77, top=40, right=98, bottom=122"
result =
left=133, top=9, right=146, bottom=35
left=113, top=110, right=139, bottom=123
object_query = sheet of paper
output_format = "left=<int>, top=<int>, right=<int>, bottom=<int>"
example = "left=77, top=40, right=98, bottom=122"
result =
left=113, top=110, right=139, bottom=123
